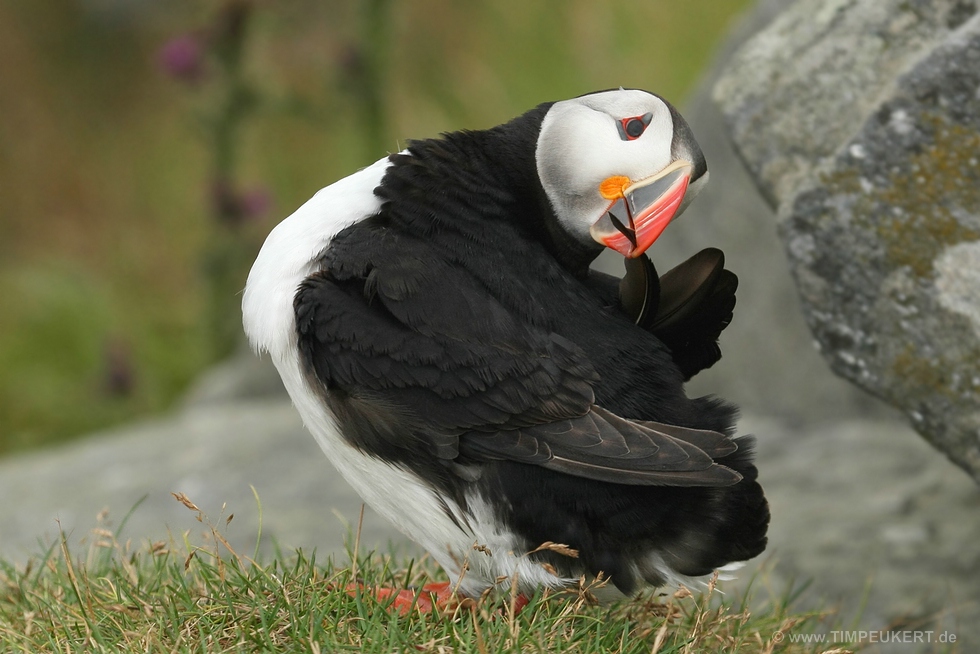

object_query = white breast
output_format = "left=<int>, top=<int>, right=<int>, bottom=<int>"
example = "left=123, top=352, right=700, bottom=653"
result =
left=241, top=154, right=571, bottom=596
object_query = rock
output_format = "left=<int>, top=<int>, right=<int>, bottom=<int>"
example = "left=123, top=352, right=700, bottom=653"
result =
left=181, top=352, right=286, bottom=408
left=0, top=400, right=411, bottom=565
left=740, top=413, right=980, bottom=651
left=596, top=0, right=894, bottom=424
left=714, top=0, right=980, bottom=482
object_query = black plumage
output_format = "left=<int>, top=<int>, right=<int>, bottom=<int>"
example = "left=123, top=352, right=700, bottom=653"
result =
left=616, top=248, right=739, bottom=380
left=290, top=101, right=768, bottom=594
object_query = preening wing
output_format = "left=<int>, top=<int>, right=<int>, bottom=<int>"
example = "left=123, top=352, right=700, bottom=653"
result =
left=295, top=231, right=740, bottom=487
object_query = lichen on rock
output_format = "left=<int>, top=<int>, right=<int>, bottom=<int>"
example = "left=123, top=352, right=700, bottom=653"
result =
left=715, top=0, right=980, bottom=482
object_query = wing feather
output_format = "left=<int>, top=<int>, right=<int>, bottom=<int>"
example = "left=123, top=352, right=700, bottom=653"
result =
left=296, top=223, right=740, bottom=488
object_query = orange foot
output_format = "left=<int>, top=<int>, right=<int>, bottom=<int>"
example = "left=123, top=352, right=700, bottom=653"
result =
left=509, top=593, right=531, bottom=614
left=346, top=580, right=457, bottom=615
left=345, top=581, right=533, bottom=616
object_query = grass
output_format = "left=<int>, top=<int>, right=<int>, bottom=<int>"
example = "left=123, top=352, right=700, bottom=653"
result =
left=0, top=498, right=853, bottom=654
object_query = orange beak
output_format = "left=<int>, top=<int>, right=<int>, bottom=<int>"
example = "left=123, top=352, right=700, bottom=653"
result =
left=589, top=160, right=693, bottom=258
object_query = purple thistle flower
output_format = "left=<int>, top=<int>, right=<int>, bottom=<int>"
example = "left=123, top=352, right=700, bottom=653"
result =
left=157, top=34, right=205, bottom=83
left=209, top=178, right=273, bottom=227
left=240, top=186, right=272, bottom=219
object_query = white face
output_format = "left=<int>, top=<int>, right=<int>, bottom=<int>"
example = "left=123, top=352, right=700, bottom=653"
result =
left=535, top=89, right=707, bottom=252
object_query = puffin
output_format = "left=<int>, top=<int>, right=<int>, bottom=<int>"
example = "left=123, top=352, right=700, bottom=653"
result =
left=243, top=88, right=769, bottom=611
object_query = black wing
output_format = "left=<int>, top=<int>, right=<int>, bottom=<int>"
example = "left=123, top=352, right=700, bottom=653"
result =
left=617, top=248, right=737, bottom=380
left=295, top=227, right=741, bottom=487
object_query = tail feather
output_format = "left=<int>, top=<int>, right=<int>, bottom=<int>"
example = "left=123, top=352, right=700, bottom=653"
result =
left=654, top=435, right=769, bottom=579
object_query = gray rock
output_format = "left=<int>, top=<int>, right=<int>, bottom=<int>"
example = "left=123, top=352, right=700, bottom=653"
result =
left=0, top=400, right=411, bottom=566
left=594, top=0, right=895, bottom=424
left=181, top=352, right=286, bottom=408
left=714, top=0, right=980, bottom=482
left=740, top=413, right=980, bottom=652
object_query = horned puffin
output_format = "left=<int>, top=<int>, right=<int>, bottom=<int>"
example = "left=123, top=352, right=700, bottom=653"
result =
left=243, top=88, right=769, bottom=610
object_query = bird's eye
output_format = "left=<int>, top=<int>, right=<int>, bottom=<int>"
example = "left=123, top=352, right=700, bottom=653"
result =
left=617, top=112, right=653, bottom=141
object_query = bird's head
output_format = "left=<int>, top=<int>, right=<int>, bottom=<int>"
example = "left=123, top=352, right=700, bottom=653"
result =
left=535, top=89, right=707, bottom=259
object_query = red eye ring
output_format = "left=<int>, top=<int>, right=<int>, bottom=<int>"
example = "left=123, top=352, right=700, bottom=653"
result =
left=617, top=112, right=654, bottom=141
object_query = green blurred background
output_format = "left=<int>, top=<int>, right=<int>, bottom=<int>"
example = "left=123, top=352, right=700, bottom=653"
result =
left=0, top=0, right=751, bottom=455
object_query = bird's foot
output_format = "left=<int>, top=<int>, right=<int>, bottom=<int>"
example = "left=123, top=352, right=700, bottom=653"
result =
left=345, top=580, right=532, bottom=616
left=346, top=580, right=458, bottom=615
left=507, top=593, right=531, bottom=615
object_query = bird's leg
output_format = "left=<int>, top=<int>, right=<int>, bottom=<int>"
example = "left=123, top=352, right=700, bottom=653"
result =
left=344, top=580, right=532, bottom=616
left=510, top=593, right=531, bottom=614
left=344, top=580, right=458, bottom=615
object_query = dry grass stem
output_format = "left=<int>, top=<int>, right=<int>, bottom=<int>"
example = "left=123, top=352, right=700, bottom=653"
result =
left=527, top=541, right=580, bottom=558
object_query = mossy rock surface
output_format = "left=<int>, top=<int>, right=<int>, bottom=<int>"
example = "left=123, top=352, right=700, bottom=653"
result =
left=715, top=0, right=980, bottom=482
